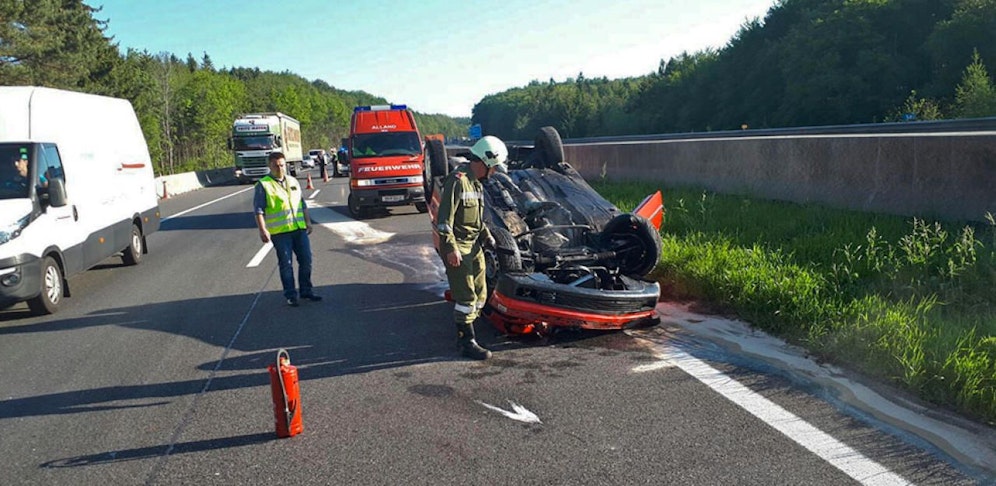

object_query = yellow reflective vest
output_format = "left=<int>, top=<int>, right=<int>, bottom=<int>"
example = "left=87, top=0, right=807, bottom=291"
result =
left=258, top=175, right=307, bottom=235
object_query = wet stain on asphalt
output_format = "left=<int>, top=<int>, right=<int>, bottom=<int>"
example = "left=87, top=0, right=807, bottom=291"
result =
left=409, top=384, right=455, bottom=398
left=459, top=370, right=503, bottom=380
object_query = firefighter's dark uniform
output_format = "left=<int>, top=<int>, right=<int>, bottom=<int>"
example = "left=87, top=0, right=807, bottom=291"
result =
left=437, top=163, right=493, bottom=358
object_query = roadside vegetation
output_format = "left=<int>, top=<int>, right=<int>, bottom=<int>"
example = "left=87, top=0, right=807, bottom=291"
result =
left=595, top=181, right=996, bottom=425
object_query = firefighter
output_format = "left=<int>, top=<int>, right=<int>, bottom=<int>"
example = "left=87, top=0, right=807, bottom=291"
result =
left=436, top=136, right=508, bottom=360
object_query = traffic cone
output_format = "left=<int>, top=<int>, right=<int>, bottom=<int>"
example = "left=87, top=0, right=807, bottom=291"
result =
left=306, top=173, right=314, bottom=190
left=322, top=166, right=329, bottom=183
left=161, top=180, right=169, bottom=199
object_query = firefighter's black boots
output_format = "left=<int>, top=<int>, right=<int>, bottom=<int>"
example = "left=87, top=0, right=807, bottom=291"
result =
left=457, top=322, right=492, bottom=360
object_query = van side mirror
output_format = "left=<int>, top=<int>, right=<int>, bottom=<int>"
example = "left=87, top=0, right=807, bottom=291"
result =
left=45, top=178, right=68, bottom=208
left=275, top=136, right=283, bottom=146
left=227, top=138, right=234, bottom=150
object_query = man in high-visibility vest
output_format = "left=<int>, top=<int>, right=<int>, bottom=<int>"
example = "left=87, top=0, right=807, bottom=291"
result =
left=254, top=151, right=322, bottom=306
left=436, top=136, right=508, bottom=360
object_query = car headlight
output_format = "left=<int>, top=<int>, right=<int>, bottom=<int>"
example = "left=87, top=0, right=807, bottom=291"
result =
left=0, top=214, right=30, bottom=245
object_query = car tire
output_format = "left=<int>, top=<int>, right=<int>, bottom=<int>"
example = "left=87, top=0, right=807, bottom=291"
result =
left=425, top=138, right=448, bottom=198
left=122, top=223, right=143, bottom=266
left=415, top=202, right=428, bottom=213
left=533, top=126, right=564, bottom=169
left=492, top=227, right=522, bottom=272
left=347, top=192, right=365, bottom=219
left=27, top=256, right=63, bottom=315
left=600, top=214, right=662, bottom=277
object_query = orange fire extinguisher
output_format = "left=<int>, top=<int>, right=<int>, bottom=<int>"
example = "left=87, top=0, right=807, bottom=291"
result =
left=268, top=348, right=303, bottom=438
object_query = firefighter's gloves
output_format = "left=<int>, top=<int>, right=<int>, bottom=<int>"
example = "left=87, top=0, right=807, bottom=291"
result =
left=483, top=234, right=496, bottom=250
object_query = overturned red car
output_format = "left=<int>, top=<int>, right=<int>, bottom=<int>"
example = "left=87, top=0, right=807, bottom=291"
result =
left=426, top=127, right=664, bottom=336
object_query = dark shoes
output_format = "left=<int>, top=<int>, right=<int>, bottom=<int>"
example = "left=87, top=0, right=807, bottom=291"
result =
left=460, top=339, right=492, bottom=360
left=287, top=294, right=321, bottom=307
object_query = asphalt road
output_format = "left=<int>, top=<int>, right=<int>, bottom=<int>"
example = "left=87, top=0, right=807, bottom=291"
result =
left=0, top=171, right=990, bottom=485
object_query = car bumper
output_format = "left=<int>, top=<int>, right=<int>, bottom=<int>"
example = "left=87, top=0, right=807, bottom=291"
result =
left=0, top=253, right=42, bottom=306
left=483, top=273, right=661, bottom=335
left=352, top=186, right=425, bottom=207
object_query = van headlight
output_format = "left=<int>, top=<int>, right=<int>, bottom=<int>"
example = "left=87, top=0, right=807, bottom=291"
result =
left=0, top=215, right=30, bottom=245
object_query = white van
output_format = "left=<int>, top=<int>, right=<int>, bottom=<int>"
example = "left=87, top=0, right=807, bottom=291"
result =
left=0, top=87, right=160, bottom=314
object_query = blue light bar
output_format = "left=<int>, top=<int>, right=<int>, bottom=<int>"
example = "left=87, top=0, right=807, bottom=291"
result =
left=354, top=104, right=408, bottom=112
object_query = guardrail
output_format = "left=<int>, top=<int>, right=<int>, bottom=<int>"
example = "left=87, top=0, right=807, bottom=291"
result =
left=558, top=118, right=996, bottom=222
left=155, top=168, right=238, bottom=198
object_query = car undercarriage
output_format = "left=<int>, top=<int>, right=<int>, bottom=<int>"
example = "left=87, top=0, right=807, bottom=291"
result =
left=426, top=126, right=664, bottom=336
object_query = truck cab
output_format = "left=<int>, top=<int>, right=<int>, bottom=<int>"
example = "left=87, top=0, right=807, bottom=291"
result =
left=346, top=105, right=427, bottom=218
left=228, top=113, right=303, bottom=184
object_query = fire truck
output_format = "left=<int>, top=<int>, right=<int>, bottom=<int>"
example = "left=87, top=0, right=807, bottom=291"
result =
left=346, top=105, right=426, bottom=218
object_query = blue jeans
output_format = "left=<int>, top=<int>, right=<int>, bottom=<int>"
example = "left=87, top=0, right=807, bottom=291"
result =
left=271, top=229, right=313, bottom=299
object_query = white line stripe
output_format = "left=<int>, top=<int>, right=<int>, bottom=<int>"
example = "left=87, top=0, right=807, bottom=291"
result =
left=161, top=186, right=254, bottom=222
left=246, top=242, right=272, bottom=268
left=146, top=264, right=276, bottom=484
left=662, top=347, right=909, bottom=486
left=308, top=189, right=320, bottom=200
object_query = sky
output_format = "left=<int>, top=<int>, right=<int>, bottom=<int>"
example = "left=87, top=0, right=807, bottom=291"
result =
left=90, top=0, right=776, bottom=118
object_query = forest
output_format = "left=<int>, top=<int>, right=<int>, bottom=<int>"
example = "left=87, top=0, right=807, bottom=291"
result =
left=2, top=0, right=995, bottom=174
left=473, top=0, right=996, bottom=139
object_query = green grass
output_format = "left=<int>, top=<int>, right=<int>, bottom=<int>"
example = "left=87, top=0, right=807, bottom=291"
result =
left=594, top=181, right=996, bottom=425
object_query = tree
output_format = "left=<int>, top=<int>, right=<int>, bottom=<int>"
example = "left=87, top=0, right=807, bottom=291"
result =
left=0, top=0, right=118, bottom=88
left=888, top=90, right=943, bottom=122
left=952, top=49, right=996, bottom=118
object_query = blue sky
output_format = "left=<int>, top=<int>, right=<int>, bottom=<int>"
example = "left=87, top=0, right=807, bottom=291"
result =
left=90, top=0, right=775, bottom=117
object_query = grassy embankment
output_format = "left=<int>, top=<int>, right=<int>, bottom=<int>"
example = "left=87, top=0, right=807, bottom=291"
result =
left=594, top=181, right=996, bottom=425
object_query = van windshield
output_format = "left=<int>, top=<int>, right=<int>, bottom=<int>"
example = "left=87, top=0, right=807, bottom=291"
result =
left=351, top=132, right=421, bottom=158
left=232, top=135, right=275, bottom=151
left=0, top=144, right=33, bottom=200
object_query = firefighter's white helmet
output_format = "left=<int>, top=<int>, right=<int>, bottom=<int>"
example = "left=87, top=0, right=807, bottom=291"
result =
left=469, top=135, right=508, bottom=168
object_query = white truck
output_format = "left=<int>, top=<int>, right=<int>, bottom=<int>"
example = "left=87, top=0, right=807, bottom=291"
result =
left=228, top=113, right=304, bottom=183
left=0, top=86, right=161, bottom=314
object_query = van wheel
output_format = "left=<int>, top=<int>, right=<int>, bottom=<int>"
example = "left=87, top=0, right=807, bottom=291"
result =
left=347, top=193, right=365, bottom=219
left=414, top=202, right=428, bottom=213
left=122, top=223, right=143, bottom=265
left=27, top=256, right=63, bottom=315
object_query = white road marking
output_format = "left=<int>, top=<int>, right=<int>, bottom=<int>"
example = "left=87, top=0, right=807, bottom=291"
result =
left=308, top=189, right=320, bottom=200
left=246, top=242, right=273, bottom=268
left=649, top=302, right=996, bottom=475
left=640, top=346, right=908, bottom=486
left=161, top=186, right=254, bottom=222
left=477, top=400, right=542, bottom=424
left=630, top=360, right=675, bottom=373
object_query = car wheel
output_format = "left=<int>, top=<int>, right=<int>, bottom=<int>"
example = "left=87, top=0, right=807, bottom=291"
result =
left=347, top=192, right=365, bottom=219
left=492, top=227, right=522, bottom=272
left=532, top=126, right=564, bottom=169
left=122, top=223, right=143, bottom=265
left=600, top=214, right=662, bottom=277
left=27, top=256, right=63, bottom=315
left=425, top=138, right=448, bottom=198
left=414, top=202, right=428, bottom=213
